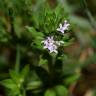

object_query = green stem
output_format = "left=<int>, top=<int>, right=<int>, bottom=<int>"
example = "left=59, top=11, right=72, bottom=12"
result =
left=22, top=88, right=26, bottom=96
left=15, top=45, right=20, bottom=73
left=81, top=0, right=96, bottom=30
left=49, top=54, right=56, bottom=79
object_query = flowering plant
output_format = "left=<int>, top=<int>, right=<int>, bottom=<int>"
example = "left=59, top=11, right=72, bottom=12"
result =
left=0, top=0, right=83, bottom=96
left=41, top=20, right=70, bottom=53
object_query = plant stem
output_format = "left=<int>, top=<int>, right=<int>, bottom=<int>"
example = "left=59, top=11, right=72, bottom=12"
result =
left=49, top=54, right=56, bottom=79
left=81, top=0, right=96, bottom=30
left=15, top=45, right=20, bottom=73
left=23, top=88, right=26, bottom=96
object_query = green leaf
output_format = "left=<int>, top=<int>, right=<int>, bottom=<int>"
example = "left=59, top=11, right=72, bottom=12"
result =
left=26, top=26, right=44, bottom=39
left=33, top=38, right=43, bottom=49
left=39, top=56, right=48, bottom=65
left=44, top=89, right=56, bottom=96
left=55, top=85, right=68, bottom=96
left=64, top=74, right=79, bottom=85
left=26, top=80, right=42, bottom=90
left=7, top=88, right=20, bottom=96
left=20, top=64, right=29, bottom=80
left=26, top=26, right=44, bottom=49
left=0, top=79, right=17, bottom=89
left=9, top=70, right=20, bottom=83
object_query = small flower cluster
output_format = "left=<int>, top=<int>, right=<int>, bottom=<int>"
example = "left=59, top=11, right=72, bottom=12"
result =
left=41, top=36, right=64, bottom=53
left=42, top=20, right=70, bottom=53
left=56, top=20, right=70, bottom=33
